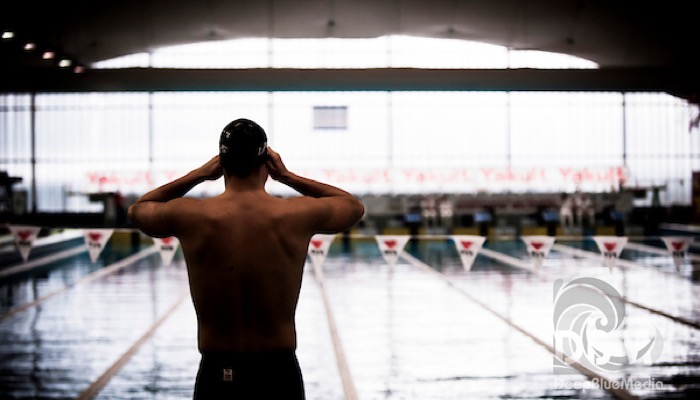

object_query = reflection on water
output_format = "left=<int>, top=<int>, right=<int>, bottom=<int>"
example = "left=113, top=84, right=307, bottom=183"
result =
left=0, top=239, right=698, bottom=399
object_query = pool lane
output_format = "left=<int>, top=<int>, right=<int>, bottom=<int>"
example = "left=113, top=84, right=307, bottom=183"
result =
left=0, top=247, right=158, bottom=324
left=0, top=242, right=148, bottom=316
left=407, top=239, right=700, bottom=399
left=0, top=246, right=187, bottom=399
left=0, top=230, right=85, bottom=268
left=321, top=242, right=615, bottom=399
left=551, top=241, right=700, bottom=328
left=0, top=239, right=347, bottom=400
left=94, top=261, right=346, bottom=400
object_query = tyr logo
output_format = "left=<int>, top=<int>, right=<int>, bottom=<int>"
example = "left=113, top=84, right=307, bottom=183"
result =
left=309, top=239, right=325, bottom=255
left=383, top=240, right=398, bottom=255
left=459, top=241, right=474, bottom=256
left=529, top=241, right=545, bottom=258
left=160, top=237, right=175, bottom=251
left=671, top=242, right=685, bottom=258
left=16, top=230, right=34, bottom=247
left=88, top=233, right=103, bottom=249
left=602, top=242, right=617, bottom=258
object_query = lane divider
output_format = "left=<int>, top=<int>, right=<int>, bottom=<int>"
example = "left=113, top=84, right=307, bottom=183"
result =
left=623, top=241, right=700, bottom=262
left=620, top=298, right=700, bottom=331
left=310, top=262, right=358, bottom=400
left=478, top=247, right=700, bottom=331
left=0, top=246, right=158, bottom=323
left=553, top=244, right=690, bottom=278
left=359, top=234, right=700, bottom=331
left=0, top=246, right=87, bottom=279
left=478, top=248, right=542, bottom=274
left=76, top=290, right=190, bottom=400
left=400, top=251, right=640, bottom=400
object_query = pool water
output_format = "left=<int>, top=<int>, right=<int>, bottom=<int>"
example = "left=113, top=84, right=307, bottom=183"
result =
left=0, top=236, right=698, bottom=399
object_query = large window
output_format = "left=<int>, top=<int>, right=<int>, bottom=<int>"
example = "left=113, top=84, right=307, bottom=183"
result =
left=2, top=36, right=697, bottom=211
left=2, top=91, right=697, bottom=211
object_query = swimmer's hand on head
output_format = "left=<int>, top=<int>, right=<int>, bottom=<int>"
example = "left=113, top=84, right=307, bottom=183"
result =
left=265, top=147, right=365, bottom=232
left=265, top=147, right=293, bottom=182
left=197, top=155, right=225, bottom=181
left=266, top=146, right=351, bottom=198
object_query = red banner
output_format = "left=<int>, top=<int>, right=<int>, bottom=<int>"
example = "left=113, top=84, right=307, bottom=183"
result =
left=86, top=166, right=627, bottom=194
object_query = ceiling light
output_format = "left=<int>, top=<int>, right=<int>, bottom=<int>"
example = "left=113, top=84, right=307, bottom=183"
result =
left=2, top=31, right=15, bottom=40
left=42, top=51, right=55, bottom=60
left=59, top=59, right=72, bottom=68
left=73, top=65, right=86, bottom=74
left=24, top=42, right=36, bottom=51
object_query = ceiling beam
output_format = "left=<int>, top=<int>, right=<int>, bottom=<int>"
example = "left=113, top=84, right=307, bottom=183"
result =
left=1, top=67, right=698, bottom=100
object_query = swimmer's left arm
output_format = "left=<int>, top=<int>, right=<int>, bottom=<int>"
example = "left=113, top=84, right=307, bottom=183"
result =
left=128, top=156, right=222, bottom=237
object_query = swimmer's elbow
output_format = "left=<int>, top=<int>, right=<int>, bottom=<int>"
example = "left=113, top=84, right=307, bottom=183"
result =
left=342, top=198, right=365, bottom=230
left=126, top=203, right=143, bottom=226
left=351, top=198, right=365, bottom=222
left=127, top=202, right=155, bottom=228
left=314, top=196, right=365, bottom=233
left=126, top=204, right=136, bottom=223
left=127, top=201, right=174, bottom=237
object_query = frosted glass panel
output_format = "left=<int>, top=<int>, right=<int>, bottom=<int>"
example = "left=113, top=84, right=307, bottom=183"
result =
left=1, top=91, right=697, bottom=210
left=392, top=91, right=509, bottom=167
left=509, top=92, right=624, bottom=166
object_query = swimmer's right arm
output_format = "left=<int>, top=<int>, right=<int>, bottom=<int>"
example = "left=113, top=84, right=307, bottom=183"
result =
left=127, top=156, right=222, bottom=237
left=266, top=147, right=364, bottom=232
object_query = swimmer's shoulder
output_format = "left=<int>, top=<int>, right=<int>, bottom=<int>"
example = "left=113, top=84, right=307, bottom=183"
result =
left=271, top=195, right=317, bottom=212
left=168, top=196, right=204, bottom=209
left=166, top=197, right=219, bottom=220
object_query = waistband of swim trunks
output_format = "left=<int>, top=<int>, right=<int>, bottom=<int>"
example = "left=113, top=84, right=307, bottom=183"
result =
left=200, top=349, right=297, bottom=364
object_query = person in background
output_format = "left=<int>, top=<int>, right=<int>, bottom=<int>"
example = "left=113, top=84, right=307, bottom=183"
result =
left=559, top=192, right=574, bottom=231
left=577, top=193, right=595, bottom=228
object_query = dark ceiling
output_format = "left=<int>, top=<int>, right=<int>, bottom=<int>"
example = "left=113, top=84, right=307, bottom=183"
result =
left=1, top=0, right=698, bottom=97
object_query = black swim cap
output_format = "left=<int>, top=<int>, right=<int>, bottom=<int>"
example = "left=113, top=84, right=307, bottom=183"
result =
left=219, top=118, right=268, bottom=177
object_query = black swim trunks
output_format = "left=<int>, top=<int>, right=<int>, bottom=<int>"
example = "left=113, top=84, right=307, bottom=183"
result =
left=193, top=350, right=305, bottom=399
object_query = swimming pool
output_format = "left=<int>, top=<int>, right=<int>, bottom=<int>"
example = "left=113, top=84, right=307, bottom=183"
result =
left=0, top=233, right=698, bottom=399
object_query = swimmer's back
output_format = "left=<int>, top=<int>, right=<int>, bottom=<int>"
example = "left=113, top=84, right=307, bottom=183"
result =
left=174, top=191, right=317, bottom=353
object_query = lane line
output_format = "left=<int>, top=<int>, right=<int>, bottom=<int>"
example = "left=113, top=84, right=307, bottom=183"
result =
left=624, top=241, right=700, bottom=262
left=310, top=262, right=358, bottom=400
left=553, top=244, right=688, bottom=279
left=479, top=248, right=543, bottom=275
left=353, top=234, right=700, bottom=331
left=478, top=247, right=700, bottom=331
left=0, top=246, right=87, bottom=279
left=0, top=229, right=83, bottom=257
left=76, top=290, right=190, bottom=400
left=400, top=251, right=640, bottom=400
left=0, top=246, right=158, bottom=323
left=621, top=298, right=700, bottom=330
